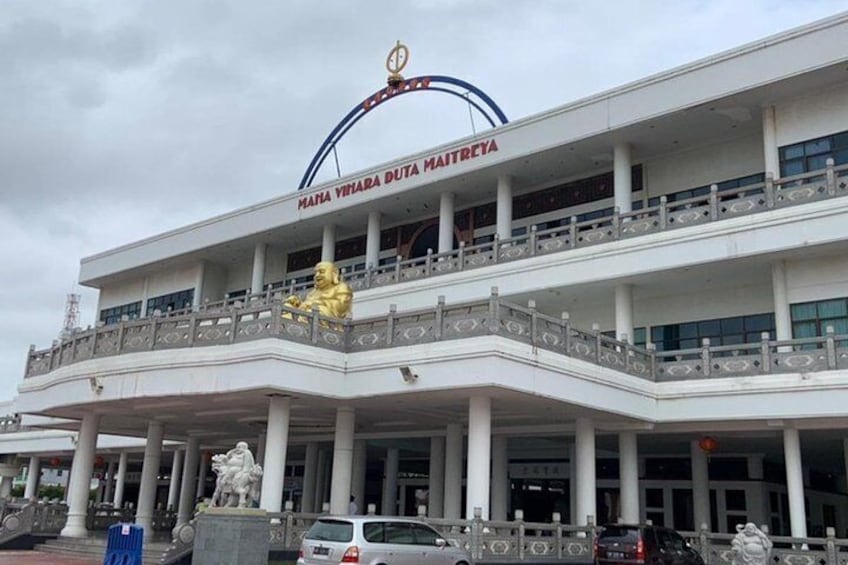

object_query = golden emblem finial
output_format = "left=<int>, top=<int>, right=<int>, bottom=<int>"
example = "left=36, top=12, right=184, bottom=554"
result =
left=386, top=40, right=409, bottom=88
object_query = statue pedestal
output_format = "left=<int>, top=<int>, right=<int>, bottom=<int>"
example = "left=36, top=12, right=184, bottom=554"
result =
left=192, top=507, right=269, bottom=565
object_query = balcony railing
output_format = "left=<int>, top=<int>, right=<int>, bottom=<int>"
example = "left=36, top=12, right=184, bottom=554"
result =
left=160, top=160, right=848, bottom=313
left=26, top=289, right=848, bottom=382
left=160, top=506, right=848, bottom=565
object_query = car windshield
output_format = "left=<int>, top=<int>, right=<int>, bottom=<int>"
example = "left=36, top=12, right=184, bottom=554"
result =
left=600, top=526, right=640, bottom=542
left=305, top=519, right=353, bottom=542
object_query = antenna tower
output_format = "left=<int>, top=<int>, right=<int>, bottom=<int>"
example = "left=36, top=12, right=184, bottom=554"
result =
left=60, top=293, right=81, bottom=340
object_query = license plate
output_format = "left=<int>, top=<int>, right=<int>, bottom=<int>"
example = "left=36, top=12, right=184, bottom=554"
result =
left=607, top=551, right=625, bottom=558
left=313, top=546, right=331, bottom=556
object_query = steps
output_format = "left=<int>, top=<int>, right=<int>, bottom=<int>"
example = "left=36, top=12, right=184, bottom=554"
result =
left=34, top=534, right=173, bottom=565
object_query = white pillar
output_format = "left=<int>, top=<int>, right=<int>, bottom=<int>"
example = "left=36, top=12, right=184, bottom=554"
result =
left=619, top=432, right=639, bottom=523
left=136, top=421, right=164, bottom=539
left=575, top=417, right=596, bottom=527
left=301, top=443, right=319, bottom=513
left=251, top=242, right=267, bottom=295
left=103, top=458, right=116, bottom=503
left=772, top=260, right=792, bottom=342
left=381, top=447, right=399, bottom=515
left=322, top=224, right=336, bottom=262
left=763, top=105, right=780, bottom=179
left=444, top=423, right=463, bottom=519
left=176, top=437, right=199, bottom=526
left=24, top=456, right=41, bottom=501
left=329, top=408, right=355, bottom=515
left=466, top=396, right=492, bottom=520
left=428, top=436, right=445, bottom=518
left=167, top=449, right=183, bottom=511
left=366, top=212, right=381, bottom=268
left=61, top=413, right=100, bottom=538
left=614, top=143, right=633, bottom=214
left=784, top=428, right=807, bottom=538
left=195, top=452, right=208, bottom=500
left=192, top=261, right=205, bottom=310
left=314, top=448, right=328, bottom=511
left=351, top=439, right=367, bottom=513
left=113, top=451, right=129, bottom=509
left=615, top=284, right=634, bottom=343
left=491, top=435, right=509, bottom=521
left=496, top=176, right=513, bottom=239
left=261, top=396, right=291, bottom=513
left=438, top=192, right=455, bottom=254
left=690, top=440, right=710, bottom=531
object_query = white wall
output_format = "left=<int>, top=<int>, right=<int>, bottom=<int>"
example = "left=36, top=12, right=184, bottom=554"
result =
left=775, top=82, right=848, bottom=147
left=146, top=265, right=200, bottom=300
left=644, top=133, right=763, bottom=199
left=225, top=260, right=252, bottom=293
left=265, top=246, right=288, bottom=286
left=786, top=254, right=848, bottom=305
left=98, top=279, right=146, bottom=311
left=539, top=281, right=774, bottom=335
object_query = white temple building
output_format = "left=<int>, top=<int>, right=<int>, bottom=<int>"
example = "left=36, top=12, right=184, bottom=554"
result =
left=5, top=10, right=848, bottom=546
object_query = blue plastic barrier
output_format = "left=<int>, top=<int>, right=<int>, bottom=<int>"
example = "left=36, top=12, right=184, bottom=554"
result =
left=103, top=523, right=144, bottom=565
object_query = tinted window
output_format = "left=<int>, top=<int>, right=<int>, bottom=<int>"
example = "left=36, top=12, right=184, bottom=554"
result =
left=305, top=520, right=353, bottom=542
left=384, top=522, right=414, bottom=544
left=411, top=523, right=440, bottom=545
left=363, top=522, right=384, bottom=543
left=600, top=526, right=640, bottom=542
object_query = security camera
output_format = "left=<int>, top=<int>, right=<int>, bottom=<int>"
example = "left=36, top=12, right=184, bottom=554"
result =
left=89, top=377, right=103, bottom=394
left=399, top=366, right=418, bottom=384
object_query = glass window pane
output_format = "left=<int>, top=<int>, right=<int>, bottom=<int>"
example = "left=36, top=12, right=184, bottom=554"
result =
left=833, top=131, right=848, bottom=149
left=805, top=138, right=832, bottom=155
left=817, top=299, right=847, bottom=318
left=781, top=144, right=805, bottom=160
left=679, top=338, right=698, bottom=349
left=825, top=318, right=848, bottom=335
left=722, top=334, right=744, bottom=345
left=699, top=319, right=721, bottom=336
left=781, top=160, right=805, bottom=176
left=793, top=321, right=818, bottom=338
left=745, top=313, right=774, bottom=332
left=834, top=148, right=848, bottom=166
left=679, top=323, right=698, bottom=339
left=791, top=303, right=817, bottom=321
left=721, top=317, right=744, bottom=334
left=807, top=154, right=831, bottom=172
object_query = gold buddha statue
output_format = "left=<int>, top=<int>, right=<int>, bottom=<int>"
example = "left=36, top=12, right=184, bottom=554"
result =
left=285, top=261, right=353, bottom=319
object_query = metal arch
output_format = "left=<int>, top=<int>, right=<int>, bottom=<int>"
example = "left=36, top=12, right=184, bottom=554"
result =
left=298, top=75, right=509, bottom=190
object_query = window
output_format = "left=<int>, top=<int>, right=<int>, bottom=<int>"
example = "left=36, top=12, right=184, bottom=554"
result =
left=99, top=301, right=142, bottom=325
left=779, top=130, right=848, bottom=176
left=411, top=523, right=440, bottom=545
left=647, top=173, right=766, bottom=207
left=791, top=297, right=848, bottom=338
left=651, top=313, right=775, bottom=352
left=146, top=289, right=194, bottom=315
left=384, top=522, right=414, bottom=544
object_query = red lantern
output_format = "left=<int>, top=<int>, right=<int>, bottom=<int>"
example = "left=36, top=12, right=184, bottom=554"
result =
left=50, top=457, right=61, bottom=468
left=94, top=456, right=105, bottom=468
left=698, top=436, right=718, bottom=454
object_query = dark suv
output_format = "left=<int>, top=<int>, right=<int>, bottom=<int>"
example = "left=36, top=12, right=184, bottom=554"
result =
left=595, top=524, right=705, bottom=565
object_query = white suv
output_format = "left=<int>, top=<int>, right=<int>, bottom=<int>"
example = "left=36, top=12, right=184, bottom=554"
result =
left=297, top=515, right=474, bottom=565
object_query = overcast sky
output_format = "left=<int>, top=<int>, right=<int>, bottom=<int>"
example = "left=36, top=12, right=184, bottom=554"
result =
left=2, top=0, right=847, bottom=403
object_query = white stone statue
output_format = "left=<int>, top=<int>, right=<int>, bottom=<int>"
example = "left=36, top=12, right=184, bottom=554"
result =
left=731, top=522, right=772, bottom=565
left=210, top=441, right=263, bottom=508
